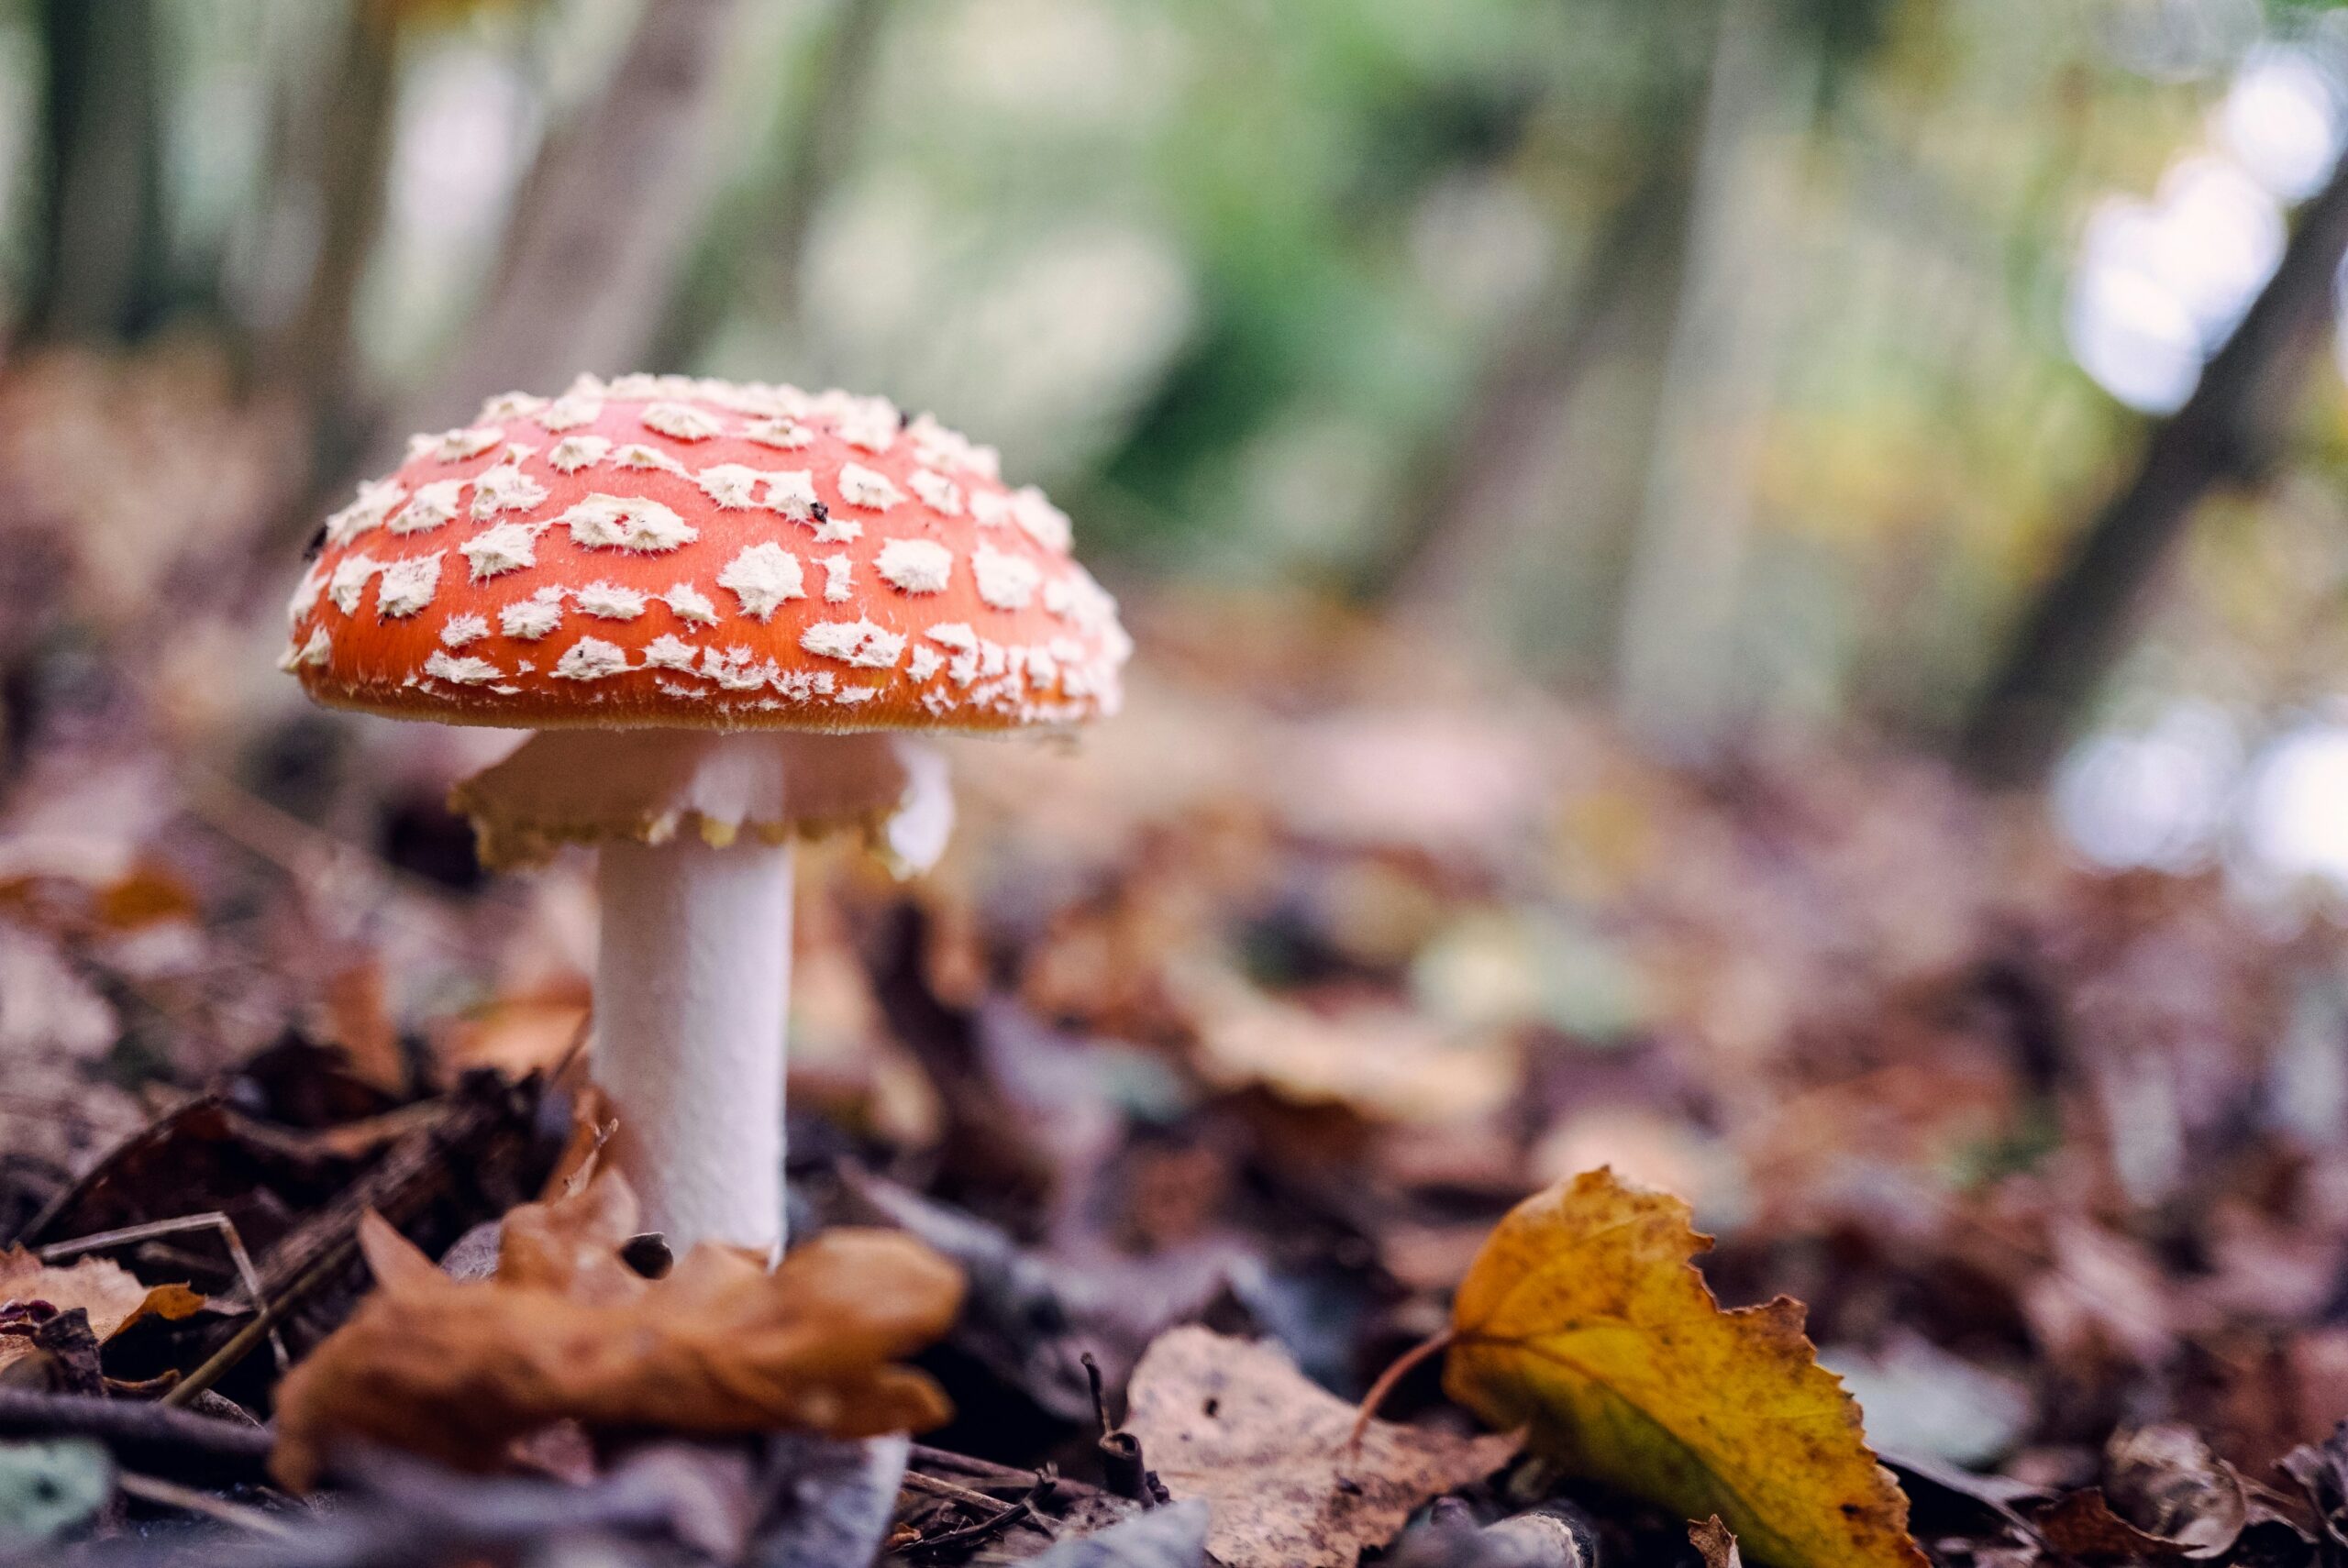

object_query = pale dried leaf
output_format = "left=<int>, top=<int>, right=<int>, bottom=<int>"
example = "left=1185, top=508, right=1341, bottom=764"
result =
left=1126, top=1326, right=1518, bottom=1568
left=0, top=1250, right=204, bottom=1373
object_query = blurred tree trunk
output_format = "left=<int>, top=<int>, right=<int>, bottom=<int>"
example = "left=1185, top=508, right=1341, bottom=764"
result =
left=394, top=0, right=744, bottom=441
left=1379, top=21, right=1713, bottom=671
left=1957, top=149, right=2348, bottom=789
left=1610, top=0, right=1817, bottom=751
left=649, top=0, right=893, bottom=370
left=26, top=0, right=172, bottom=343
left=275, top=1, right=402, bottom=404
left=1370, top=159, right=1690, bottom=617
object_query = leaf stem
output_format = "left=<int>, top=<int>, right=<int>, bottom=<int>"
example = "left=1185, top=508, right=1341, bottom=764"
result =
left=1346, top=1327, right=1456, bottom=1451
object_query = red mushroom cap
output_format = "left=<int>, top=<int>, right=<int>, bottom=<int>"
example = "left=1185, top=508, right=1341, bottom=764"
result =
left=282, top=376, right=1130, bottom=733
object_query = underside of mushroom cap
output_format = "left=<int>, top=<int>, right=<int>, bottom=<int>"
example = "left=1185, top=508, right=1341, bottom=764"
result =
left=450, top=728, right=954, bottom=874
left=282, top=377, right=1130, bottom=734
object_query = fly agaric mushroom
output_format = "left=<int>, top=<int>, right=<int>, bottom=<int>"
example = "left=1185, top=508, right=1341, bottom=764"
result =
left=282, top=375, right=1129, bottom=1252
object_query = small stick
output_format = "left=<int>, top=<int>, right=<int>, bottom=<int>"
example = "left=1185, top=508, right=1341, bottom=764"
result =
left=1346, top=1327, right=1456, bottom=1451
left=1083, top=1352, right=1150, bottom=1503
left=41, top=1211, right=290, bottom=1371
left=0, top=1391, right=271, bottom=1484
left=1083, top=1351, right=1113, bottom=1435
left=908, top=1443, right=1102, bottom=1497
left=116, top=1471, right=297, bottom=1539
left=909, top=1482, right=1043, bottom=1556
left=162, top=1237, right=357, bottom=1409
left=902, top=1471, right=1028, bottom=1512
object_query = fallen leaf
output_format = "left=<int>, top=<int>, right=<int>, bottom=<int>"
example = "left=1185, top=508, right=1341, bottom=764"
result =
left=2281, top=1422, right=2348, bottom=1552
left=0, top=1304, right=100, bottom=1395
left=91, top=862, right=198, bottom=931
left=1690, top=1516, right=1744, bottom=1568
left=321, top=960, right=406, bottom=1097
left=269, top=1175, right=963, bottom=1490
left=1125, top=1325, right=1519, bottom=1568
left=0, top=1250, right=202, bottom=1374
left=1443, top=1169, right=1925, bottom=1568
left=1178, top=966, right=1519, bottom=1124
left=2101, top=1424, right=2245, bottom=1558
left=436, top=991, right=592, bottom=1081
left=2029, top=1488, right=2193, bottom=1561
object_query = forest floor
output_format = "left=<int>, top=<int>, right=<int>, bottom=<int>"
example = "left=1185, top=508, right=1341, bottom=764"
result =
left=4, top=353, right=2348, bottom=1566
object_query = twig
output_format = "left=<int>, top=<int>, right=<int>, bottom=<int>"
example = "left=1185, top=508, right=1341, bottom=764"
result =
left=0, top=1390, right=271, bottom=1484
left=1083, top=1351, right=1150, bottom=1502
left=902, top=1470, right=1029, bottom=1512
left=116, top=1470, right=298, bottom=1538
left=163, top=1236, right=356, bottom=1408
left=909, top=1443, right=1102, bottom=1498
left=909, top=1480, right=1044, bottom=1557
left=41, top=1211, right=289, bottom=1371
left=1346, top=1327, right=1456, bottom=1451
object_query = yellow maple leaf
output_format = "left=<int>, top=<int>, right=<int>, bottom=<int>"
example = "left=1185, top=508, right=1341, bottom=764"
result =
left=1444, top=1170, right=1925, bottom=1568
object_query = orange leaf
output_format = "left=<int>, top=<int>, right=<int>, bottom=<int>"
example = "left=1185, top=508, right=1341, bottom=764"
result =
left=93, top=864, right=199, bottom=931
left=1444, top=1170, right=1924, bottom=1568
left=0, top=1249, right=204, bottom=1373
left=270, top=1176, right=963, bottom=1490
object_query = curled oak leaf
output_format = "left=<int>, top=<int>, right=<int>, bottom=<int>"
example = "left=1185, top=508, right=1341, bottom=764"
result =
left=0, top=1249, right=203, bottom=1374
left=270, top=1176, right=963, bottom=1491
left=1443, top=1169, right=1926, bottom=1568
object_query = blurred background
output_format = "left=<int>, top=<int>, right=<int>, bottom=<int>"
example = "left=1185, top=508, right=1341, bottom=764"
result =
left=5, top=0, right=2348, bottom=780
left=17, top=0, right=2348, bottom=1484
left=5, top=0, right=2348, bottom=848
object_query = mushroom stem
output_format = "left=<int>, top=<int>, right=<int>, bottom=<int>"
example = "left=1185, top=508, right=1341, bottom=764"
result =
left=593, top=834, right=792, bottom=1254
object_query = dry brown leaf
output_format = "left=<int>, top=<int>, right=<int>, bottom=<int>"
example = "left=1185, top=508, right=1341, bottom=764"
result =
left=1690, top=1516, right=1744, bottom=1568
left=1444, top=1170, right=1925, bottom=1568
left=2101, top=1424, right=2247, bottom=1559
left=2029, top=1489, right=2196, bottom=1561
left=270, top=1176, right=963, bottom=1490
left=91, top=862, right=200, bottom=931
left=1177, top=966, right=1518, bottom=1124
left=0, top=1249, right=203, bottom=1372
left=1125, top=1325, right=1519, bottom=1568
left=321, top=960, right=406, bottom=1097
left=436, top=991, right=592, bottom=1081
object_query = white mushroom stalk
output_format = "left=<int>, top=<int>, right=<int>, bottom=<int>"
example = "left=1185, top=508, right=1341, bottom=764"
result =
left=595, top=834, right=793, bottom=1253
left=454, top=729, right=954, bottom=1253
